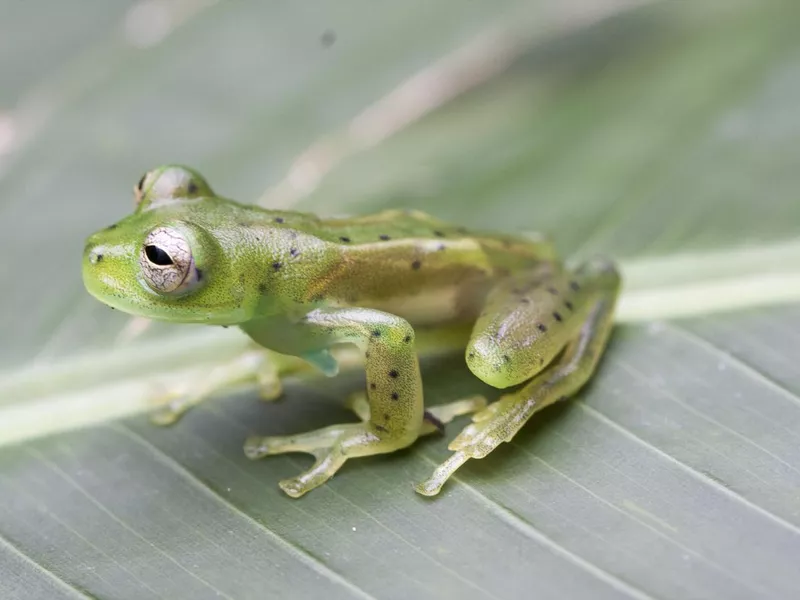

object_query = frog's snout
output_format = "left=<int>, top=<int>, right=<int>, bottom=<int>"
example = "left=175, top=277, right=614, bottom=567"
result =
left=81, top=234, right=120, bottom=293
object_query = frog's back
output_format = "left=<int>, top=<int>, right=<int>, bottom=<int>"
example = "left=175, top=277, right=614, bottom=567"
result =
left=293, top=209, right=557, bottom=326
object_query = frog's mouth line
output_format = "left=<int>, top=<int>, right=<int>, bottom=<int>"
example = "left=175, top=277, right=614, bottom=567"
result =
left=83, top=269, right=249, bottom=326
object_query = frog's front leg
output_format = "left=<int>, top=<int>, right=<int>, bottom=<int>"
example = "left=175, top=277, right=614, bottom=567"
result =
left=243, top=307, right=428, bottom=498
left=150, top=348, right=306, bottom=426
left=416, top=258, right=621, bottom=496
left=346, top=392, right=487, bottom=436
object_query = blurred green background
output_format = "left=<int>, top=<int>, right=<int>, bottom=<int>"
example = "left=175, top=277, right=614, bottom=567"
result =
left=1, top=1, right=800, bottom=599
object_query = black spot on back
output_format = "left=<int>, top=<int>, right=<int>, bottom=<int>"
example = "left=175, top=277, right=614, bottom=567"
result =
left=411, top=260, right=422, bottom=270
left=537, top=323, right=547, bottom=332
left=340, top=236, right=351, bottom=243
left=379, top=234, right=390, bottom=241
left=272, top=262, right=282, bottom=271
left=274, top=217, right=285, bottom=224
left=553, top=312, right=563, bottom=322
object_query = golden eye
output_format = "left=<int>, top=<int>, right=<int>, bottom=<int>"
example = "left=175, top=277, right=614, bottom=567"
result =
left=140, top=227, right=200, bottom=294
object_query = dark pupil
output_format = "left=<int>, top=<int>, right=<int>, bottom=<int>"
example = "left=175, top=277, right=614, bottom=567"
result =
left=145, top=245, right=174, bottom=266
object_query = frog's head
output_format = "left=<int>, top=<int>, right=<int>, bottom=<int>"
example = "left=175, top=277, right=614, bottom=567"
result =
left=82, top=166, right=254, bottom=325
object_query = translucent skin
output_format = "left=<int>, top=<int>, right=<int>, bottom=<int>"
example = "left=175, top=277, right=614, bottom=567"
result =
left=82, top=165, right=622, bottom=498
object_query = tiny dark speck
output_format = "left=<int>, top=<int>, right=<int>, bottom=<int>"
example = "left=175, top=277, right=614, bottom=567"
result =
left=375, top=424, right=387, bottom=433
left=379, top=234, right=391, bottom=241
left=339, top=236, right=351, bottom=243
left=403, top=335, right=411, bottom=343
left=95, top=254, right=104, bottom=262
left=433, top=230, right=445, bottom=238
left=389, top=369, right=399, bottom=378
left=502, top=354, right=510, bottom=362
left=369, top=382, right=377, bottom=390
left=321, top=29, right=336, bottom=47
left=537, top=323, right=547, bottom=332
left=553, top=312, right=563, bottom=322
left=290, top=248, right=299, bottom=257
left=274, top=217, right=285, bottom=224
left=411, top=260, right=422, bottom=270
left=565, top=300, right=574, bottom=311
left=391, top=392, right=399, bottom=400
left=371, top=330, right=381, bottom=337
left=272, top=262, right=282, bottom=271
left=570, top=281, right=580, bottom=291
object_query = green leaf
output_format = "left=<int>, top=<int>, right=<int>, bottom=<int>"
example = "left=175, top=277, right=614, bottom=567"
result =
left=2, top=1, right=800, bottom=599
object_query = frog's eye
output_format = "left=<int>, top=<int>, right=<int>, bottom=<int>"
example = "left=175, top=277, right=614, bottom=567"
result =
left=133, top=172, right=148, bottom=206
left=140, top=227, right=201, bottom=294
left=134, top=165, right=214, bottom=209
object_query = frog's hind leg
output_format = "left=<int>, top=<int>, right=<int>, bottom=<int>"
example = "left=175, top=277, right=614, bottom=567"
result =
left=416, top=258, right=621, bottom=496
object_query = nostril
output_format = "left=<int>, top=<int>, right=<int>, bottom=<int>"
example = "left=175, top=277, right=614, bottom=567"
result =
left=87, top=248, right=104, bottom=265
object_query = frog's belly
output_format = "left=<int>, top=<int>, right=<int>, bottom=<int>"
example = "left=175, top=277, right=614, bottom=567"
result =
left=362, top=282, right=486, bottom=328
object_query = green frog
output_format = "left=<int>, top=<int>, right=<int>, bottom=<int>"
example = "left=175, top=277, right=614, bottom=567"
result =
left=82, top=165, right=621, bottom=498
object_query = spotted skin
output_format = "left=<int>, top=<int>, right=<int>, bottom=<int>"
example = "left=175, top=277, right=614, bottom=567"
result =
left=82, top=165, right=622, bottom=498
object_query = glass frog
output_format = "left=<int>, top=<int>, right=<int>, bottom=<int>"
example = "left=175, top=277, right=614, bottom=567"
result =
left=82, top=166, right=621, bottom=498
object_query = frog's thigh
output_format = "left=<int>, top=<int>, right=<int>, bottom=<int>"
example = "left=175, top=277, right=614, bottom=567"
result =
left=244, top=307, right=426, bottom=498
left=417, top=257, right=621, bottom=496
